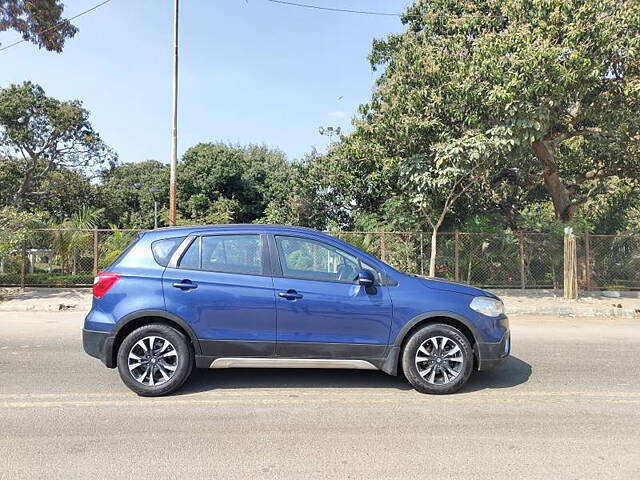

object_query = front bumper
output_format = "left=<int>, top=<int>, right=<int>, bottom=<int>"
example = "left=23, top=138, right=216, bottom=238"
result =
left=82, top=328, right=116, bottom=368
left=475, top=330, right=510, bottom=371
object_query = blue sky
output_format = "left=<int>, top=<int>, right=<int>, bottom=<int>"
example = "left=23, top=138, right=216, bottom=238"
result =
left=0, top=0, right=409, bottom=163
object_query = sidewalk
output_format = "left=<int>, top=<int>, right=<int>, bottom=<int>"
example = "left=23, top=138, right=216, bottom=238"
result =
left=489, top=289, right=640, bottom=318
left=0, top=288, right=92, bottom=312
left=1, top=287, right=639, bottom=317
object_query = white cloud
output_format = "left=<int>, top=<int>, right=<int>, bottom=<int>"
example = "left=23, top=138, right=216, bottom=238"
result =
left=328, top=110, right=347, bottom=119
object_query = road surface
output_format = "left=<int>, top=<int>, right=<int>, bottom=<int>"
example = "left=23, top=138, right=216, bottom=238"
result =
left=0, top=312, right=639, bottom=479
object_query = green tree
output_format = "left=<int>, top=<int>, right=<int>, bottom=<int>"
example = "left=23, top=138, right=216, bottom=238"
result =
left=0, top=206, right=46, bottom=255
left=401, top=132, right=511, bottom=276
left=350, top=0, right=640, bottom=222
left=177, top=143, right=291, bottom=224
left=0, top=81, right=114, bottom=210
left=259, top=150, right=348, bottom=230
left=36, top=166, right=97, bottom=220
left=52, top=205, right=103, bottom=274
left=0, top=155, right=96, bottom=220
left=97, top=160, right=169, bottom=228
left=574, top=178, right=640, bottom=234
left=0, top=0, right=78, bottom=52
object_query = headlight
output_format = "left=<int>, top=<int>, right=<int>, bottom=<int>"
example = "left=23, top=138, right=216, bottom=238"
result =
left=470, top=296, right=504, bottom=317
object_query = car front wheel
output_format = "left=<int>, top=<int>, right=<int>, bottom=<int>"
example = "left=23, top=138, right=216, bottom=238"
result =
left=401, top=323, right=473, bottom=394
left=117, top=323, right=193, bottom=396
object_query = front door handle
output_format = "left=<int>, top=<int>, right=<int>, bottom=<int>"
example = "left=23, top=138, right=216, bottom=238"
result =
left=172, top=280, right=197, bottom=290
left=278, top=290, right=302, bottom=300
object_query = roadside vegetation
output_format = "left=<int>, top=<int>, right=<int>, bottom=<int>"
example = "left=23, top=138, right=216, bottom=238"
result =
left=0, top=0, right=639, bottom=285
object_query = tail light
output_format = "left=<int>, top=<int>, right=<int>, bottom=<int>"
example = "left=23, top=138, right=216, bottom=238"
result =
left=93, top=272, right=120, bottom=298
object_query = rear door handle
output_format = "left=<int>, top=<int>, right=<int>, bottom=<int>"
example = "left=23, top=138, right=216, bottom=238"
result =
left=172, top=280, right=197, bottom=290
left=278, top=290, right=302, bottom=300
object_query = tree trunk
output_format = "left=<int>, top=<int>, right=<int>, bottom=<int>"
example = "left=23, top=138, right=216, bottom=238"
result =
left=531, top=140, right=574, bottom=221
left=429, top=227, right=439, bottom=277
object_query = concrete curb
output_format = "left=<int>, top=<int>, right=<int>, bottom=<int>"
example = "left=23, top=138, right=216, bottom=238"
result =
left=0, top=304, right=89, bottom=313
left=506, top=306, right=638, bottom=317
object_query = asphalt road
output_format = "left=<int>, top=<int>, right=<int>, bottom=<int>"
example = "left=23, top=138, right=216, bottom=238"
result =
left=0, top=312, right=639, bottom=479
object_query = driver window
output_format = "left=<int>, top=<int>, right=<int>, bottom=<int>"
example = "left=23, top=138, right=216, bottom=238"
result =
left=275, top=236, right=361, bottom=283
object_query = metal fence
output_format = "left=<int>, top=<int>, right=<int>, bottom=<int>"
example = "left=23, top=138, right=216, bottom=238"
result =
left=0, top=228, right=638, bottom=290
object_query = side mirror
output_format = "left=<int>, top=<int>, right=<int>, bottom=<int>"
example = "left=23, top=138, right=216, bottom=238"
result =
left=357, top=270, right=375, bottom=286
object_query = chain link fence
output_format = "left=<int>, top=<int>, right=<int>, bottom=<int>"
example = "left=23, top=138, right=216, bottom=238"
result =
left=579, top=234, right=640, bottom=290
left=0, top=228, right=638, bottom=290
left=0, top=228, right=142, bottom=287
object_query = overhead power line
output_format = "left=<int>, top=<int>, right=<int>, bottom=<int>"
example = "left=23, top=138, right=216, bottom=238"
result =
left=0, top=0, right=113, bottom=53
left=263, top=0, right=402, bottom=17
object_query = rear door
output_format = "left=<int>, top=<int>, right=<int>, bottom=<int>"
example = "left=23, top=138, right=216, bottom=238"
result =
left=162, top=233, right=276, bottom=357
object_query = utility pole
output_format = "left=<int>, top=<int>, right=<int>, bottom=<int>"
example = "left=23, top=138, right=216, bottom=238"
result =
left=168, top=0, right=179, bottom=226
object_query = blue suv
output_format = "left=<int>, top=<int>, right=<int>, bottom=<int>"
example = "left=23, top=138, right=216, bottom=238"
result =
left=83, top=225, right=509, bottom=396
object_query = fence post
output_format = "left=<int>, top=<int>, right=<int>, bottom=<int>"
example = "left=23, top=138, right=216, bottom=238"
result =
left=380, top=229, right=386, bottom=262
left=93, top=227, right=99, bottom=276
left=454, top=230, right=460, bottom=282
left=20, top=240, right=27, bottom=290
left=518, top=231, right=526, bottom=290
left=564, top=228, right=578, bottom=299
left=584, top=232, right=591, bottom=292
left=419, top=232, right=424, bottom=276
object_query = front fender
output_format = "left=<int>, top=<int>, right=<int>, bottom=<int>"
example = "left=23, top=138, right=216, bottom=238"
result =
left=392, top=311, right=481, bottom=348
left=380, top=311, right=481, bottom=376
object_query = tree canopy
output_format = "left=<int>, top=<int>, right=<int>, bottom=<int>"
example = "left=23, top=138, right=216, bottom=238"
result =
left=177, top=143, right=292, bottom=225
left=0, top=0, right=77, bottom=51
left=1, top=2, right=639, bottom=237
left=0, top=82, right=114, bottom=210
left=345, top=0, right=640, bottom=222
left=97, top=160, right=169, bottom=228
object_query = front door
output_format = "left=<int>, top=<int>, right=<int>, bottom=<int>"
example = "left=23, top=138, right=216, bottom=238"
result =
left=162, top=233, right=276, bottom=357
left=271, top=235, right=393, bottom=359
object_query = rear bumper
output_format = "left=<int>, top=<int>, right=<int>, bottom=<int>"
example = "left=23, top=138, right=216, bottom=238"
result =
left=475, top=330, right=510, bottom=371
left=82, top=328, right=116, bottom=368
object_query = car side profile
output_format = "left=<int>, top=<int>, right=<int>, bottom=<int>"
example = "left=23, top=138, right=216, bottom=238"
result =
left=83, top=225, right=510, bottom=396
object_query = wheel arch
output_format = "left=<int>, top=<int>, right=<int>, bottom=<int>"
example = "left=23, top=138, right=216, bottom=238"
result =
left=107, top=310, right=202, bottom=368
left=381, top=311, right=479, bottom=376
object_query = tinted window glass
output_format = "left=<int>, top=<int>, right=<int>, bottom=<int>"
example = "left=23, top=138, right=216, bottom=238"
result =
left=275, top=236, right=363, bottom=283
left=178, top=237, right=200, bottom=269
left=201, top=235, right=263, bottom=275
left=151, top=236, right=185, bottom=266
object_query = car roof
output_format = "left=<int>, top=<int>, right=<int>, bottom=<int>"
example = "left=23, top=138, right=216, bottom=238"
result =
left=144, top=224, right=324, bottom=238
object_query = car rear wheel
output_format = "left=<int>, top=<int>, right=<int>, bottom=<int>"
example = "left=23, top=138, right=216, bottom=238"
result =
left=401, top=323, right=473, bottom=394
left=117, top=324, right=193, bottom=396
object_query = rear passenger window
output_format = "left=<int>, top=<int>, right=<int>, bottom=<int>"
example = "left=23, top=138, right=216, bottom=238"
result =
left=151, top=236, right=185, bottom=266
left=178, top=235, right=264, bottom=275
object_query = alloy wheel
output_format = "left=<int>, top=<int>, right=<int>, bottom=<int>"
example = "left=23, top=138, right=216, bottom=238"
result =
left=128, top=336, right=178, bottom=386
left=415, top=336, right=464, bottom=385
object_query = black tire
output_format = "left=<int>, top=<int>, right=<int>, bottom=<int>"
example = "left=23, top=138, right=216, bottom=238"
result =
left=117, top=323, right=194, bottom=397
left=401, top=323, right=473, bottom=395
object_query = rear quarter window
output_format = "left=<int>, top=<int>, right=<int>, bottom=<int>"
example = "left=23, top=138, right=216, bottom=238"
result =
left=104, top=235, right=142, bottom=269
left=151, top=236, right=186, bottom=266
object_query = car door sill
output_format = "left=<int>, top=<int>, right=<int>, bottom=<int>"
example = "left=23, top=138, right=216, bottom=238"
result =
left=209, top=357, right=378, bottom=370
